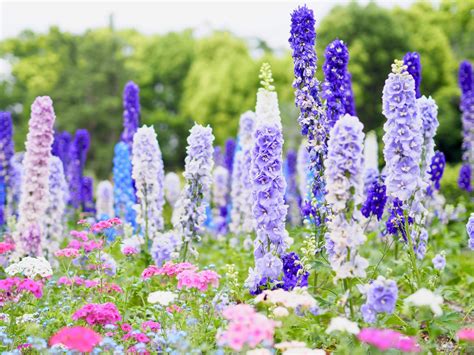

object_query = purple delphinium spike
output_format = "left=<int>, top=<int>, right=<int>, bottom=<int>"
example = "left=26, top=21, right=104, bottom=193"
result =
left=322, top=39, right=356, bottom=128
left=174, top=123, right=215, bottom=259
left=245, top=64, right=289, bottom=294
left=0, top=111, right=14, bottom=227
left=121, top=81, right=141, bottom=148
left=52, top=131, right=71, bottom=171
left=224, top=138, right=236, bottom=175
left=324, top=114, right=368, bottom=280
left=67, top=129, right=90, bottom=209
left=289, top=5, right=328, bottom=225
left=212, top=166, right=229, bottom=235
left=467, top=213, right=474, bottom=250
left=458, top=61, right=474, bottom=192
left=403, top=52, right=422, bottom=99
left=417, top=96, right=439, bottom=182
left=81, top=176, right=95, bottom=213
left=427, top=151, right=445, bottom=192
left=14, top=97, right=56, bottom=256
left=361, top=176, right=387, bottom=221
left=361, top=276, right=398, bottom=323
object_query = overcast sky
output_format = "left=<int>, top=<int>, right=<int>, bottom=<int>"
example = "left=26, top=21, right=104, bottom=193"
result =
left=1, top=0, right=423, bottom=50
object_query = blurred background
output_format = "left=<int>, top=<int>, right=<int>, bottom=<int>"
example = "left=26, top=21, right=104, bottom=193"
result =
left=0, top=0, right=472, bottom=178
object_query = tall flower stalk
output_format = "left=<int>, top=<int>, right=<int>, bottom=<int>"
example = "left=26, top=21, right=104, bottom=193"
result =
left=44, top=156, right=68, bottom=256
left=212, top=166, right=229, bottom=235
left=289, top=5, right=328, bottom=226
left=229, top=111, right=256, bottom=236
left=284, top=149, right=301, bottom=227
left=245, top=63, right=289, bottom=294
left=324, top=114, right=368, bottom=281
left=81, top=176, right=95, bottom=213
left=14, top=97, right=56, bottom=257
left=0, top=111, right=14, bottom=228
left=458, top=60, right=474, bottom=192
left=174, top=123, right=214, bottom=260
left=67, top=129, right=90, bottom=209
left=322, top=39, right=356, bottom=128
left=52, top=131, right=71, bottom=172
left=382, top=60, right=423, bottom=284
left=132, top=125, right=165, bottom=250
left=121, top=81, right=141, bottom=148
left=113, top=142, right=136, bottom=226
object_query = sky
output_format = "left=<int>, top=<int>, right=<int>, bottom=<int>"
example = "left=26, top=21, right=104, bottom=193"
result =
left=1, top=0, right=421, bottom=50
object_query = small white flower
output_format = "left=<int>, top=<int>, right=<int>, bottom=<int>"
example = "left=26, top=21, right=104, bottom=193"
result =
left=147, top=290, right=177, bottom=306
left=246, top=349, right=271, bottom=355
left=405, top=288, right=443, bottom=316
left=326, top=316, right=360, bottom=335
left=6, top=256, right=53, bottom=279
left=273, top=306, right=289, bottom=318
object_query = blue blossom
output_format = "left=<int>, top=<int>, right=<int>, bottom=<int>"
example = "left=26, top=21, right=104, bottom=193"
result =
left=403, top=52, right=422, bottom=98
left=361, top=176, right=387, bottom=221
left=414, top=228, right=428, bottom=260
left=361, top=276, right=398, bottom=323
left=382, top=61, right=423, bottom=202
left=151, top=230, right=181, bottom=265
left=322, top=39, right=356, bottom=128
left=81, top=176, right=95, bottom=213
left=224, top=138, right=236, bottom=176
left=0, top=111, right=14, bottom=227
left=284, top=149, right=301, bottom=226
left=281, top=252, right=309, bottom=290
left=52, top=131, right=71, bottom=171
left=458, top=164, right=472, bottom=192
left=467, top=214, right=474, bottom=250
left=67, top=129, right=90, bottom=209
left=386, top=198, right=413, bottom=239
left=113, top=142, right=136, bottom=226
left=417, top=95, right=439, bottom=180
left=427, top=151, right=445, bottom=192
left=432, top=253, right=446, bottom=270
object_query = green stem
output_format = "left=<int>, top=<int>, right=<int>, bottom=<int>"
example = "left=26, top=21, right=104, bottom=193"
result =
left=404, top=211, right=421, bottom=286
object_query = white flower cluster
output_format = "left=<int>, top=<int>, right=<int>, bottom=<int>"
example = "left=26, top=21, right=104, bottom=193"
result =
left=326, top=316, right=360, bottom=335
left=164, top=172, right=181, bottom=208
left=43, top=156, right=68, bottom=256
left=96, top=180, right=114, bottom=219
left=132, top=125, right=165, bottom=239
left=405, top=288, right=443, bottom=316
left=255, top=287, right=318, bottom=310
left=229, top=111, right=256, bottom=236
left=6, top=256, right=53, bottom=279
left=147, top=290, right=177, bottom=306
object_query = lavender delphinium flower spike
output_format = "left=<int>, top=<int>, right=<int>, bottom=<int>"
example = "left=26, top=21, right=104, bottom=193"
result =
left=0, top=111, right=14, bottom=227
left=417, top=96, right=439, bottom=181
left=14, top=97, right=56, bottom=257
left=245, top=63, right=290, bottom=294
left=44, top=156, right=68, bottom=256
left=67, top=129, right=90, bottom=209
left=322, top=39, right=356, bottom=128
left=113, top=142, right=136, bottom=226
left=296, top=141, right=310, bottom=204
left=96, top=180, right=114, bottom=220
left=121, top=81, right=141, bottom=148
left=403, top=52, right=422, bottom=99
left=289, top=5, right=328, bottom=225
left=229, top=111, right=256, bottom=236
left=224, top=138, right=236, bottom=176
left=6, top=153, right=23, bottom=219
left=361, top=276, right=398, bottom=323
left=458, top=60, right=474, bottom=192
left=427, top=151, right=446, bottom=193
left=132, top=126, right=165, bottom=244
left=467, top=213, right=474, bottom=250
left=324, top=114, right=368, bottom=280
left=174, top=123, right=214, bottom=260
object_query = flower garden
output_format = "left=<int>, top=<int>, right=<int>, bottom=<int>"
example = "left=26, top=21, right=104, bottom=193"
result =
left=0, top=3, right=473, bottom=354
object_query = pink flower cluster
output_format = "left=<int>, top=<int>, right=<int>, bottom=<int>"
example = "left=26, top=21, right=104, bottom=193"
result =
left=458, top=328, right=474, bottom=342
left=0, top=242, right=15, bottom=254
left=58, top=277, right=123, bottom=293
left=0, top=277, right=43, bottom=304
left=217, top=304, right=277, bottom=351
left=90, top=217, right=122, bottom=233
left=141, top=261, right=197, bottom=279
left=177, top=269, right=220, bottom=292
left=72, top=302, right=122, bottom=326
left=55, top=248, right=79, bottom=258
left=141, top=261, right=220, bottom=292
left=142, top=321, right=161, bottom=332
left=358, top=328, right=420, bottom=353
left=67, top=239, right=103, bottom=253
left=122, top=246, right=139, bottom=256
left=50, top=326, right=102, bottom=353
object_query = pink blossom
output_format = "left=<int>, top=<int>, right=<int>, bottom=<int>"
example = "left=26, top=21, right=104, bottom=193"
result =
left=121, top=323, right=132, bottom=333
left=0, top=242, right=15, bottom=254
left=217, top=304, right=277, bottom=351
left=18, top=278, right=43, bottom=298
left=166, top=305, right=183, bottom=313
left=50, top=326, right=101, bottom=352
left=70, top=230, right=89, bottom=241
left=77, top=219, right=88, bottom=225
left=67, top=239, right=83, bottom=250
left=457, top=328, right=474, bottom=342
left=358, top=328, right=420, bottom=353
left=134, top=333, right=150, bottom=343
left=55, top=248, right=79, bottom=258
left=122, top=246, right=139, bottom=256
left=142, top=321, right=161, bottom=332
left=83, top=240, right=103, bottom=253
left=177, top=269, right=220, bottom=292
left=72, top=302, right=122, bottom=326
